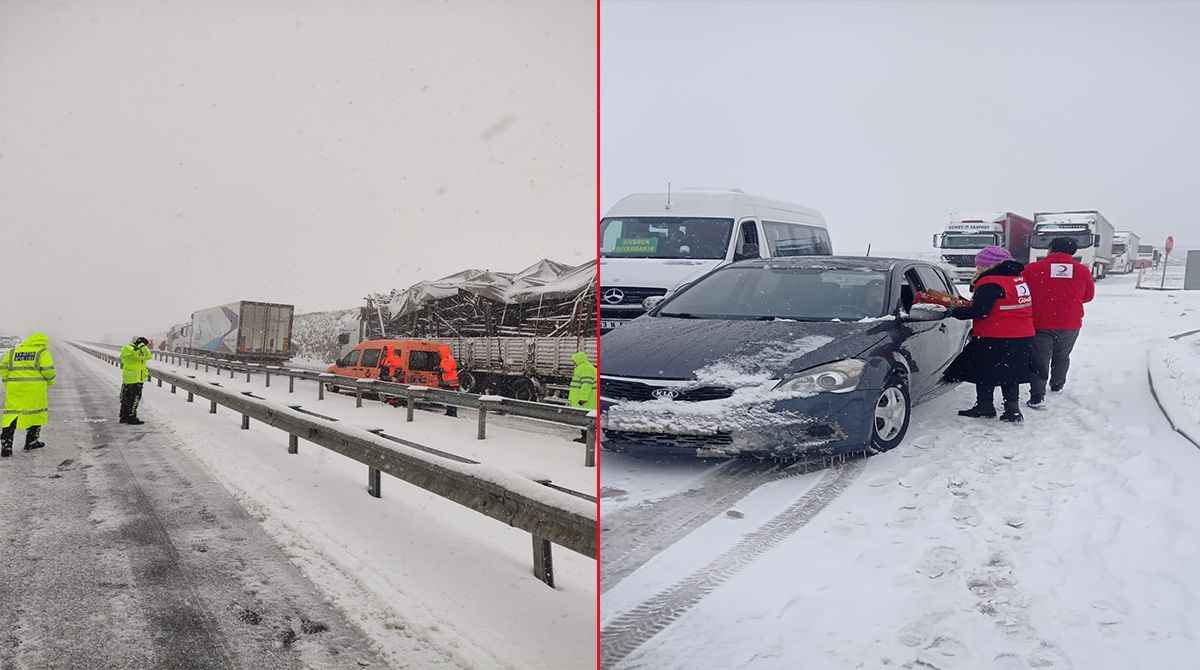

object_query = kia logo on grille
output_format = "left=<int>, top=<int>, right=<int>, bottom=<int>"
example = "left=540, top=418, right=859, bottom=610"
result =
left=602, top=288, right=625, bottom=304
left=651, top=387, right=679, bottom=400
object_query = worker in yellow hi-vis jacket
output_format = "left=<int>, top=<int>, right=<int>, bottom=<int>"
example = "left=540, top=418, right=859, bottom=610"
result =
left=119, top=336, right=153, bottom=425
left=1, top=332, right=56, bottom=457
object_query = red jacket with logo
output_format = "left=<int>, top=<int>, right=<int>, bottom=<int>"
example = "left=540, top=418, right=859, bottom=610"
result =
left=1021, top=252, right=1095, bottom=330
left=971, top=274, right=1035, bottom=338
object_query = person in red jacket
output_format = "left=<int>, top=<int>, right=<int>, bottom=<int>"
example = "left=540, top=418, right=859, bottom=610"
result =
left=943, top=246, right=1038, bottom=423
left=1021, top=237, right=1096, bottom=407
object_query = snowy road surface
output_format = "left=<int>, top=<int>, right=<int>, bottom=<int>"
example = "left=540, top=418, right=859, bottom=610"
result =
left=0, top=345, right=386, bottom=668
left=6, top=344, right=594, bottom=669
left=601, top=272, right=1200, bottom=669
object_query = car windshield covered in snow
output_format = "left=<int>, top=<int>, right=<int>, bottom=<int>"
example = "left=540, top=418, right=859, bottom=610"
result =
left=600, top=216, right=734, bottom=260
left=657, top=265, right=889, bottom=321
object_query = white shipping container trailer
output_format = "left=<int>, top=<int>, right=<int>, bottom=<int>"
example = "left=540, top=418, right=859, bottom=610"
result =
left=188, top=301, right=295, bottom=363
left=1111, top=231, right=1141, bottom=274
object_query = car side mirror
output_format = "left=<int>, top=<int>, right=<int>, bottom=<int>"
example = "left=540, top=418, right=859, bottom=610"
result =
left=902, top=303, right=949, bottom=322
left=642, top=296, right=665, bottom=312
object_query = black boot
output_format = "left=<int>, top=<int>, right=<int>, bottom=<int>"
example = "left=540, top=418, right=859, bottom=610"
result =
left=958, top=404, right=997, bottom=418
left=23, top=441, right=45, bottom=451
left=1000, top=402, right=1024, bottom=423
left=0, top=443, right=11, bottom=458
left=126, top=417, right=145, bottom=426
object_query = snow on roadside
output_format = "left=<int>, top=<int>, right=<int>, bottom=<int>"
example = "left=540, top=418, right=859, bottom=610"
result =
left=69, top=347, right=594, bottom=670
left=603, top=274, right=1200, bottom=670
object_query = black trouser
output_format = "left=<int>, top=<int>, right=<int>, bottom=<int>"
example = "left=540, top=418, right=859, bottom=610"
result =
left=120, top=383, right=144, bottom=419
left=1030, top=329, right=1081, bottom=398
left=976, top=383, right=1019, bottom=409
left=1, top=417, right=40, bottom=449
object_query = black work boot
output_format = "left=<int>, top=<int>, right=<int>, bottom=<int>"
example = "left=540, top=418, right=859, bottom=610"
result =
left=127, top=417, right=145, bottom=426
left=23, top=441, right=45, bottom=451
left=1027, top=395, right=1046, bottom=410
left=0, top=442, right=11, bottom=458
left=1000, top=402, right=1024, bottom=423
left=958, top=404, right=997, bottom=418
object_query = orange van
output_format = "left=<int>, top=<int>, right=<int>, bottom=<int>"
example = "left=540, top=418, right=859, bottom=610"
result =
left=328, top=339, right=459, bottom=390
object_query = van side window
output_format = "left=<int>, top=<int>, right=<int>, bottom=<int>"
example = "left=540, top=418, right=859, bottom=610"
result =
left=409, top=350, right=440, bottom=372
left=338, top=350, right=361, bottom=367
left=360, top=348, right=382, bottom=368
left=916, top=266, right=952, bottom=296
left=762, top=221, right=832, bottom=257
left=733, top=221, right=760, bottom=261
left=899, top=268, right=926, bottom=313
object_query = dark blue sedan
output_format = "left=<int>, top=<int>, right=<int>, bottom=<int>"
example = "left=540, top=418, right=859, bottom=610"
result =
left=599, top=256, right=971, bottom=458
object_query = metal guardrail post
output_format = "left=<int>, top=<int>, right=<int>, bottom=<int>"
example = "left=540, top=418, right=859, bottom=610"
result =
left=585, top=423, right=596, bottom=467
left=241, top=414, right=250, bottom=430
left=187, top=390, right=194, bottom=402
left=265, top=370, right=271, bottom=388
left=157, top=376, right=163, bottom=388
left=288, top=374, right=295, bottom=393
left=368, top=467, right=381, bottom=498
left=356, top=385, right=364, bottom=408
left=406, top=390, right=420, bottom=422
left=318, top=379, right=325, bottom=400
left=170, top=382, right=176, bottom=394
left=230, top=366, right=235, bottom=379
left=288, top=434, right=298, bottom=454
left=245, top=369, right=251, bottom=383
left=210, top=399, right=217, bottom=414
left=532, top=535, right=554, bottom=587
left=478, top=398, right=501, bottom=440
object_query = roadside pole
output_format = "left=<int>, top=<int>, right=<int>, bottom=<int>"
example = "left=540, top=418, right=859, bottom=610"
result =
left=1161, top=235, right=1175, bottom=289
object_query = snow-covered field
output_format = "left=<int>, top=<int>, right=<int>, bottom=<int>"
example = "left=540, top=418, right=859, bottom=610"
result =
left=71, top=347, right=595, bottom=670
left=601, top=272, right=1200, bottom=670
left=1150, top=332, right=1200, bottom=447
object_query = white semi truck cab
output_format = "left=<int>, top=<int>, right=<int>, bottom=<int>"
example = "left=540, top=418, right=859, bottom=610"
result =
left=1111, top=231, right=1141, bottom=274
left=934, top=219, right=1006, bottom=283
left=1030, top=210, right=1115, bottom=280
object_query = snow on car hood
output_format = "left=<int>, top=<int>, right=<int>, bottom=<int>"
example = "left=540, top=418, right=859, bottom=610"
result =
left=599, top=257, right=722, bottom=290
left=601, top=315, right=890, bottom=382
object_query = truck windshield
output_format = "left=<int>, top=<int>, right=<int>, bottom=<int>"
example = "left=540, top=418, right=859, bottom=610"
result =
left=1112, top=243, right=1127, bottom=255
left=658, top=266, right=889, bottom=321
left=941, top=234, right=997, bottom=249
left=600, top=217, right=734, bottom=260
left=1031, top=229, right=1094, bottom=249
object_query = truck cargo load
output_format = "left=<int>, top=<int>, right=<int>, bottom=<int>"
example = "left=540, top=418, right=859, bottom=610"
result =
left=356, top=258, right=596, bottom=402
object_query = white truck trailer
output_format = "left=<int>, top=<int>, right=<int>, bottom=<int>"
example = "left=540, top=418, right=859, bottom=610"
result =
left=1030, top=210, right=1115, bottom=280
left=184, top=301, right=295, bottom=363
left=1110, top=231, right=1141, bottom=274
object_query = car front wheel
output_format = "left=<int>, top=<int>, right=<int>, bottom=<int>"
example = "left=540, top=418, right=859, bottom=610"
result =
left=871, top=380, right=911, bottom=452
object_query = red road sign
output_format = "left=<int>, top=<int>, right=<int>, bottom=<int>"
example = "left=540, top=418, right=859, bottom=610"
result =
left=1166, top=236, right=1175, bottom=255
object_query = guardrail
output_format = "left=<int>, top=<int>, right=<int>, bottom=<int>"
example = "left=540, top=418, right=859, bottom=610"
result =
left=90, top=344, right=596, bottom=467
left=73, top=342, right=596, bottom=588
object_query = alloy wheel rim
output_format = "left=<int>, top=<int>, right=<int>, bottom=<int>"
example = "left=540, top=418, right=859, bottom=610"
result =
left=874, top=387, right=907, bottom=441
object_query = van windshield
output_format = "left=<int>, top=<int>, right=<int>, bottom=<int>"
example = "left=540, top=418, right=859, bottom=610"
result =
left=600, top=217, right=734, bottom=260
left=1032, top=228, right=1094, bottom=249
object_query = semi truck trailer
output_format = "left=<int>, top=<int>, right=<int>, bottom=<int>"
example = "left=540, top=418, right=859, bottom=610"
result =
left=163, top=301, right=295, bottom=363
left=933, top=212, right=1034, bottom=283
left=1111, top=231, right=1141, bottom=274
left=1030, top=210, right=1115, bottom=280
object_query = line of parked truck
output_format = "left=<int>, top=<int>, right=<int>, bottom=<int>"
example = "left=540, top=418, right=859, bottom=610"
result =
left=932, top=210, right=1152, bottom=284
left=157, top=300, right=594, bottom=404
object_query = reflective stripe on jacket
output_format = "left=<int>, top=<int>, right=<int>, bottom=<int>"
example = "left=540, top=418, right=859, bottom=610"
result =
left=120, top=342, right=153, bottom=384
left=971, top=274, right=1035, bottom=339
left=1, top=332, right=56, bottom=429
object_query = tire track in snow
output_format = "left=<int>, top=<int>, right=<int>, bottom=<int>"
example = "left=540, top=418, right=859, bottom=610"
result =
left=601, top=460, right=865, bottom=669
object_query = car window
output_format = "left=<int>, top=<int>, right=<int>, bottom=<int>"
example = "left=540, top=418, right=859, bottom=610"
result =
left=360, top=348, right=382, bottom=367
left=409, top=350, right=440, bottom=372
left=338, top=350, right=361, bottom=367
left=916, top=266, right=952, bottom=295
left=733, top=221, right=760, bottom=260
left=761, top=222, right=832, bottom=257
left=899, top=268, right=926, bottom=312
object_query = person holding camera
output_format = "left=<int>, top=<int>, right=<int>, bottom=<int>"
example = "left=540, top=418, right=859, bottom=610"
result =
left=119, top=336, right=153, bottom=425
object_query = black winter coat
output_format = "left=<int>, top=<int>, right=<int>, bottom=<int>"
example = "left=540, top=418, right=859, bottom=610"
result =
left=943, top=261, right=1038, bottom=386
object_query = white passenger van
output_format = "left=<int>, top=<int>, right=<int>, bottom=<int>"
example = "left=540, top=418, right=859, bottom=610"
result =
left=599, top=188, right=830, bottom=332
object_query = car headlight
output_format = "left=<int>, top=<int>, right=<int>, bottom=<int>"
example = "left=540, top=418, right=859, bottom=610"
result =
left=773, top=359, right=866, bottom=395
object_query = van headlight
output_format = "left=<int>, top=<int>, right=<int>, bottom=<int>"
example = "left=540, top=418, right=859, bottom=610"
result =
left=774, top=359, right=866, bottom=394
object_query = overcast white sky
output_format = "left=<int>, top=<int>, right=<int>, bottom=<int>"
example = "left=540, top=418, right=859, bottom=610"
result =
left=1, top=0, right=593, bottom=340
left=601, top=0, right=1199, bottom=256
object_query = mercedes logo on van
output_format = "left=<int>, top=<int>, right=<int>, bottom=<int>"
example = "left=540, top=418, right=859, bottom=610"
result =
left=651, top=387, right=679, bottom=400
left=602, top=288, right=625, bottom=304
